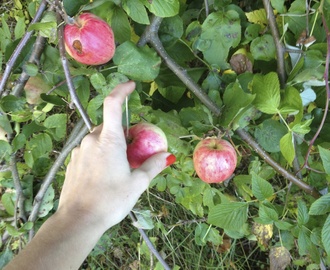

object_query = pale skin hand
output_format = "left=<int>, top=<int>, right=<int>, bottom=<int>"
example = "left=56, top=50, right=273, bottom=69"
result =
left=4, top=81, right=175, bottom=270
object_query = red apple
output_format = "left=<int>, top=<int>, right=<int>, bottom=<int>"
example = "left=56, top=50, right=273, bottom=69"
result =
left=193, top=138, right=237, bottom=183
left=64, top=13, right=115, bottom=65
left=126, top=122, right=168, bottom=169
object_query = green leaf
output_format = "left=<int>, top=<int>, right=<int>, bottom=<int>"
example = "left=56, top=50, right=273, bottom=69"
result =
left=280, top=86, right=303, bottom=123
left=250, top=34, right=276, bottom=61
left=159, top=15, right=183, bottom=47
left=44, top=114, right=67, bottom=141
left=270, top=0, right=286, bottom=13
left=63, top=0, right=89, bottom=16
left=12, top=133, right=26, bottom=152
left=110, top=7, right=131, bottom=43
left=251, top=172, right=274, bottom=201
left=5, top=224, right=21, bottom=237
left=38, top=184, right=55, bottom=217
left=319, top=146, right=330, bottom=175
left=158, top=86, right=186, bottom=104
left=90, top=73, right=106, bottom=90
left=24, top=133, right=53, bottom=168
left=0, top=140, right=12, bottom=161
left=195, top=223, right=222, bottom=246
left=274, top=220, right=293, bottom=230
left=258, top=202, right=278, bottom=224
left=0, top=248, right=14, bottom=269
left=322, top=215, right=330, bottom=256
left=291, top=119, right=312, bottom=135
left=297, top=200, right=309, bottom=226
left=131, top=209, right=154, bottom=230
left=252, top=72, right=280, bottom=114
left=24, top=63, right=39, bottom=76
left=113, top=41, right=161, bottom=81
left=208, top=202, right=248, bottom=230
left=309, top=193, right=330, bottom=215
left=87, top=95, right=104, bottom=125
left=142, top=0, right=180, bottom=17
left=1, top=192, right=15, bottom=215
left=122, top=0, right=149, bottom=24
left=14, top=16, right=26, bottom=40
left=220, top=82, right=255, bottom=127
left=298, top=226, right=312, bottom=256
left=254, top=119, right=287, bottom=153
left=197, top=10, right=241, bottom=69
left=1, top=95, right=26, bottom=112
left=280, top=132, right=295, bottom=165
left=0, top=114, right=13, bottom=134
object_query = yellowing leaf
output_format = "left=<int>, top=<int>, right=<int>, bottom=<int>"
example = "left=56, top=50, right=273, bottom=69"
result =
left=246, top=9, right=267, bottom=26
left=252, top=222, right=273, bottom=248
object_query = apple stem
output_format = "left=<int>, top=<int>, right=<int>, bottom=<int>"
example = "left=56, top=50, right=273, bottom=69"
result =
left=125, top=96, right=129, bottom=138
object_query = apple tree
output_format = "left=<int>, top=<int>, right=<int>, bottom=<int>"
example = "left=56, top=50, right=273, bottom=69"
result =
left=1, top=0, right=330, bottom=269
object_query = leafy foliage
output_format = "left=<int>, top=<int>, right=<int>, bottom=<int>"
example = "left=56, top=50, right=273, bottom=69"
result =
left=1, top=0, right=330, bottom=269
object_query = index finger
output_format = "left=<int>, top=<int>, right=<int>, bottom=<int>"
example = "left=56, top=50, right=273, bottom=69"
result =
left=101, top=81, right=136, bottom=136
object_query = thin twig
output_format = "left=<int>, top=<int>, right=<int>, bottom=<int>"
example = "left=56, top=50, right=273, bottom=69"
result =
left=236, top=128, right=320, bottom=198
left=262, top=0, right=286, bottom=88
left=12, top=35, right=46, bottom=97
left=139, top=16, right=221, bottom=116
left=129, top=212, right=171, bottom=270
left=302, top=12, right=330, bottom=168
left=28, top=123, right=89, bottom=239
left=57, top=24, right=94, bottom=131
left=0, top=0, right=47, bottom=95
left=10, top=153, right=27, bottom=222
left=204, top=0, right=210, bottom=17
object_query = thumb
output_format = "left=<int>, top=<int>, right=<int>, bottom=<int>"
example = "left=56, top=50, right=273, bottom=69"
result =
left=131, top=152, right=176, bottom=187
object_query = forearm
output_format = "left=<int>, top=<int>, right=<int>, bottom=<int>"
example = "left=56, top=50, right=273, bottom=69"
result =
left=4, top=210, right=105, bottom=270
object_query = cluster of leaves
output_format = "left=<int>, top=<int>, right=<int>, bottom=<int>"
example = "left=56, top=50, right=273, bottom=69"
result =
left=1, top=0, right=330, bottom=269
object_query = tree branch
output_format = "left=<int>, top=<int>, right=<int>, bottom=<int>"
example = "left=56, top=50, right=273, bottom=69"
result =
left=10, top=153, right=27, bottom=223
left=139, top=16, right=221, bottom=116
left=11, top=35, right=46, bottom=97
left=262, top=0, right=286, bottom=88
left=236, top=128, right=320, bottom=198
left=129, top=212, right=171, bottom=270
left=28, top=122, right=89, bottom=239
left=141, top=16, right=320, bottom=198
left=0, top=0, right=47, bottom=95
left=57, top=24, right=94, bottom=131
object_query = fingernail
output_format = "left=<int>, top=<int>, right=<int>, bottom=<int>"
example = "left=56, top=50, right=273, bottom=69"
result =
left=166, top=154, right=176, bottom=167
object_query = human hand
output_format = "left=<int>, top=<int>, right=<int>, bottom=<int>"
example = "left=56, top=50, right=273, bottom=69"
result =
left=57, top=81, right=175, bottom=231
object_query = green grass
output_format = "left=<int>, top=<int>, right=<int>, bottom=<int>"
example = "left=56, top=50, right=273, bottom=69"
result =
left=81, top=189, right=271, bottom=270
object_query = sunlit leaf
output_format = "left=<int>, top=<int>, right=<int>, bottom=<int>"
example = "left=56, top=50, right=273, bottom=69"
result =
left=245, top=9, right=267, bottom=25
left=322, top=215, right=330, bottom=256
left=208, top=202, right=248, bottom=230
left=251, top=34, right=276, bottom=61
left=309, top=193, right=330, bottom=215
left=252, top=72, right=280, bottom=114
left=280, top=132, right=295, bottom=165
left=122, top=0, right=149, bottom=24
left=252, top=173, right=274, bottom=201
left=142, top=0, right=179, bottom=17
left=318, top=146, right=330, bottom=175
left=297, top=200, right=309, bottom=226
left=113, top=41, right=161, bottom=81
left=197, top=10, right=241, bottom=69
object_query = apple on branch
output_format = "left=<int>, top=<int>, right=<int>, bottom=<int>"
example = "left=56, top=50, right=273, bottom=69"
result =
left=193, top=138, right=237, bottom=183
left=126, top=122, right=168, bottom=169
left=64, top=13, right=115, bottom=65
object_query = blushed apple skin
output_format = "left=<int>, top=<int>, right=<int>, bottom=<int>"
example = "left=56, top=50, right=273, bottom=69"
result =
left=193, top=138, right=237, bottom=183
left=126, top=122, right=168, bottom=169
left=64, top=13, right=115, bottom=65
